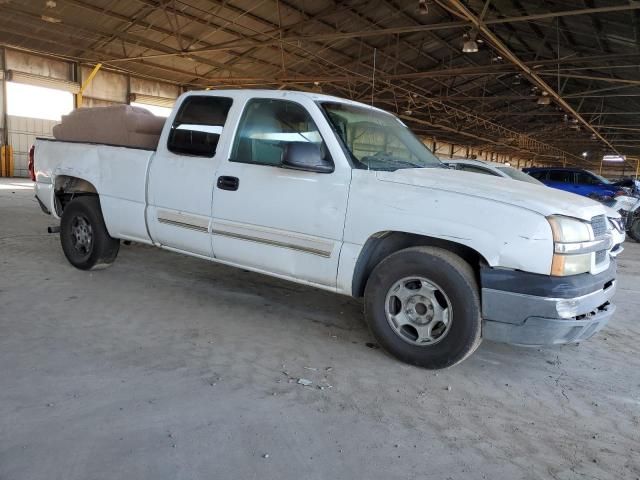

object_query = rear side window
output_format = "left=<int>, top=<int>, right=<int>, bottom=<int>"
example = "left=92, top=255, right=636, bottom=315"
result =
left=167, top=96, right=233, bottom=157
left=548, top=170, right=573, bottom=183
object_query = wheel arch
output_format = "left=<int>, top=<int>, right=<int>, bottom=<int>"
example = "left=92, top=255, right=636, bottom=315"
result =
left=351, top=231, right=489, bottom=298
left=53, top=175, right=99, bottom=217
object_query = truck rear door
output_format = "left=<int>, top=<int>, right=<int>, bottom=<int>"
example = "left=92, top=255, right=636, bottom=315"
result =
left=146, top=95, right=234, bottom=257
left=211, top=97, right=350, bottom=288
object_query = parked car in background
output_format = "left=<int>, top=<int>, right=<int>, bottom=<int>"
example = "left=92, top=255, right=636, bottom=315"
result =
left=604, top=193, right=640, bottom=242
left=444, top=159, right=544, bottom=185
left=609, top=178, right=640, bottom=241
left=523, top=167, right=624, bottom=200
left=613, top=177, right=640, bottom=197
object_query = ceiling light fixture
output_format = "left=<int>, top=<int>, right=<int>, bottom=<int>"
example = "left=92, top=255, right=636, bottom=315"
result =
left=41, top=14, right=62, bottom=23
left=537, top=92, right=551, bottom=105
left=462, top=31, right=479, bottom=53
left=603, top=154, right=625, bottom=163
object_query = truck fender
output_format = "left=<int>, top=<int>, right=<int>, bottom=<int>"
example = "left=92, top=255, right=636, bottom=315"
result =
left=349, top=231, right=488, bottom=297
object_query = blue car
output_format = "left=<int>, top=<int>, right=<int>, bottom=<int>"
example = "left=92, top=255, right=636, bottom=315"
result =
left=523, top=167, right=623, bottom=199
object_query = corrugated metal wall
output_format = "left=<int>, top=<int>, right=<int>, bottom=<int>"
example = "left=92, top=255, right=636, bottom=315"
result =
left=7, top=116, right=57, bottom=177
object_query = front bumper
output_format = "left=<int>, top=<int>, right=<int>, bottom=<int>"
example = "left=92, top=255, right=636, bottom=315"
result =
left=481, top=262, right=616, bottom=346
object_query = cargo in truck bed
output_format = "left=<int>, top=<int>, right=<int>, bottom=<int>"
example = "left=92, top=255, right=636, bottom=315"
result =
left=52, top=105, right=166, bottom=150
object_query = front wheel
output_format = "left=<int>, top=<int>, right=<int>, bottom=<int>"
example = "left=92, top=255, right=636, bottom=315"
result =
left=60, top=196, right=120, bottom=270
left=629, top=217, right=640, bottom=242
left=364, top=246, right=482, bottom=369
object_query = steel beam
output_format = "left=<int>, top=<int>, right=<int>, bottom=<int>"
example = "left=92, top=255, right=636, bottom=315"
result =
left=97, top=4, right=640, bottom=61
left=443, top=0, right=628, bottom=166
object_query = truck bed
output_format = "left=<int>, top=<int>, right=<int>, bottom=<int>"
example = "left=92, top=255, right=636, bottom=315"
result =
left=34, top=138, right=154, bottom=244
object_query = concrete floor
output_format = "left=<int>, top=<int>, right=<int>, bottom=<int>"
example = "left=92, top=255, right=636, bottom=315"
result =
left=1, top=178, right=639, bottom=480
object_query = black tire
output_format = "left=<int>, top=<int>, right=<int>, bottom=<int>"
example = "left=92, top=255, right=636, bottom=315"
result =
left=629, top=217, right=640, bottom=242
left=364, top=246, right=482, bottom=369
left=60, top=196, right=120, bottom=270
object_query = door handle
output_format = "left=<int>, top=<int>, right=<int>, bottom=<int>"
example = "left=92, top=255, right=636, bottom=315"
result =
left=217, top=176, right=239, bottom=191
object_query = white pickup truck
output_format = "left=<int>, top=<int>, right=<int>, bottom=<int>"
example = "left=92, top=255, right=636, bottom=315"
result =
left=32, top=90, right=621, bottom=369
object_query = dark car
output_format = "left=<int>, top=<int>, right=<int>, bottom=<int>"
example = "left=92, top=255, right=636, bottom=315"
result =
left=523, top=167, right=623, bottom=199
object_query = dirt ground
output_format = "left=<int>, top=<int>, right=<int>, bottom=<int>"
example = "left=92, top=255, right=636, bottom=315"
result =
left=1, top=178, right=639, bottom=480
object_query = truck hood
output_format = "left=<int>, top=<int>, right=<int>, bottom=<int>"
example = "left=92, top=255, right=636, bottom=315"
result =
left=376, top=168, right=606, bottom=222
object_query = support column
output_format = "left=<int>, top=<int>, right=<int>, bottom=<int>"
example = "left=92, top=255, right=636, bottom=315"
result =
left=0, top=47, right=10, bottom=177
left=76, top=63, right=102, bottom=108
left=1, top=47, right=7, bottom=147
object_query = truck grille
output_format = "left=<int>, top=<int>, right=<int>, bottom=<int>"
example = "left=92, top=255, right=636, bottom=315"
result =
left=591, top=215, right=608, bottom=265
left=591, top=215, right=607, bottom=239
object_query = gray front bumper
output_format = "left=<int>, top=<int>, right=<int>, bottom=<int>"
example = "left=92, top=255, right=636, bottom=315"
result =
left=481, top=263, right=616, bottom=346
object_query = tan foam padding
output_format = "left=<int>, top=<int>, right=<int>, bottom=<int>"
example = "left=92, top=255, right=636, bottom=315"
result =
left=53, top=105, right=166, bottom=150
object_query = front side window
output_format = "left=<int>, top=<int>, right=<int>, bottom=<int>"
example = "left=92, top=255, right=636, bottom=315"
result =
left=576, top=170, right=610, bottom=185
left=167, top=96, right=233, bottom=157
left=575, top=171, right=599, bottom=185
left=320, top=102, right=443, bottom=171
left=231, top=99, right=331, bottom=167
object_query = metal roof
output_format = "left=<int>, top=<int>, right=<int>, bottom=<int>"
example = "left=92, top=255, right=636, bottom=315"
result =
left=1, top=0, right=639, bottom=169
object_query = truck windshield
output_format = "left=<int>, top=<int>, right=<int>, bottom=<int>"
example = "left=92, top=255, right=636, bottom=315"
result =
left=320, top=102, right=443, bottom=171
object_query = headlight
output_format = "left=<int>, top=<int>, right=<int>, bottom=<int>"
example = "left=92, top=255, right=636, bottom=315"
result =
left=548, top=215, right=606, bottom=276
left=548, top=216, right=591, bottom=243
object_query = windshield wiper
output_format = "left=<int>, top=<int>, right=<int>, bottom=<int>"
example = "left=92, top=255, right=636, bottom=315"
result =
left=361, top=155, right=424, bottom=170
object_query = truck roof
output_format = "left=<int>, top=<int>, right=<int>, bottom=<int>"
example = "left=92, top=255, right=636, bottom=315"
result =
left=181, top=89, right=391, bottom=115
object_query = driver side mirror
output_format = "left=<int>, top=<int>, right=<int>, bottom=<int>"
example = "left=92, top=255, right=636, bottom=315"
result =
left=281, top=142, right=334, bottom=173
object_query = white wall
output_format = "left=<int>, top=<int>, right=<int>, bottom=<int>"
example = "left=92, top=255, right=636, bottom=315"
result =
left=7, top=116, right=57, bottom=177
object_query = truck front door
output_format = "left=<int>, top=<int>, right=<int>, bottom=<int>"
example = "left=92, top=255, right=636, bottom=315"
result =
left=211, top=97, right=350, bottom=288
left=146, top=95, right=234, bottom=257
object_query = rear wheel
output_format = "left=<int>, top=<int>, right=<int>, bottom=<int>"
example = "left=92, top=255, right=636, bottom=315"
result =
left=60, top=196, right=119, bottom=270
left=364, top=246, right=482, bottom=369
